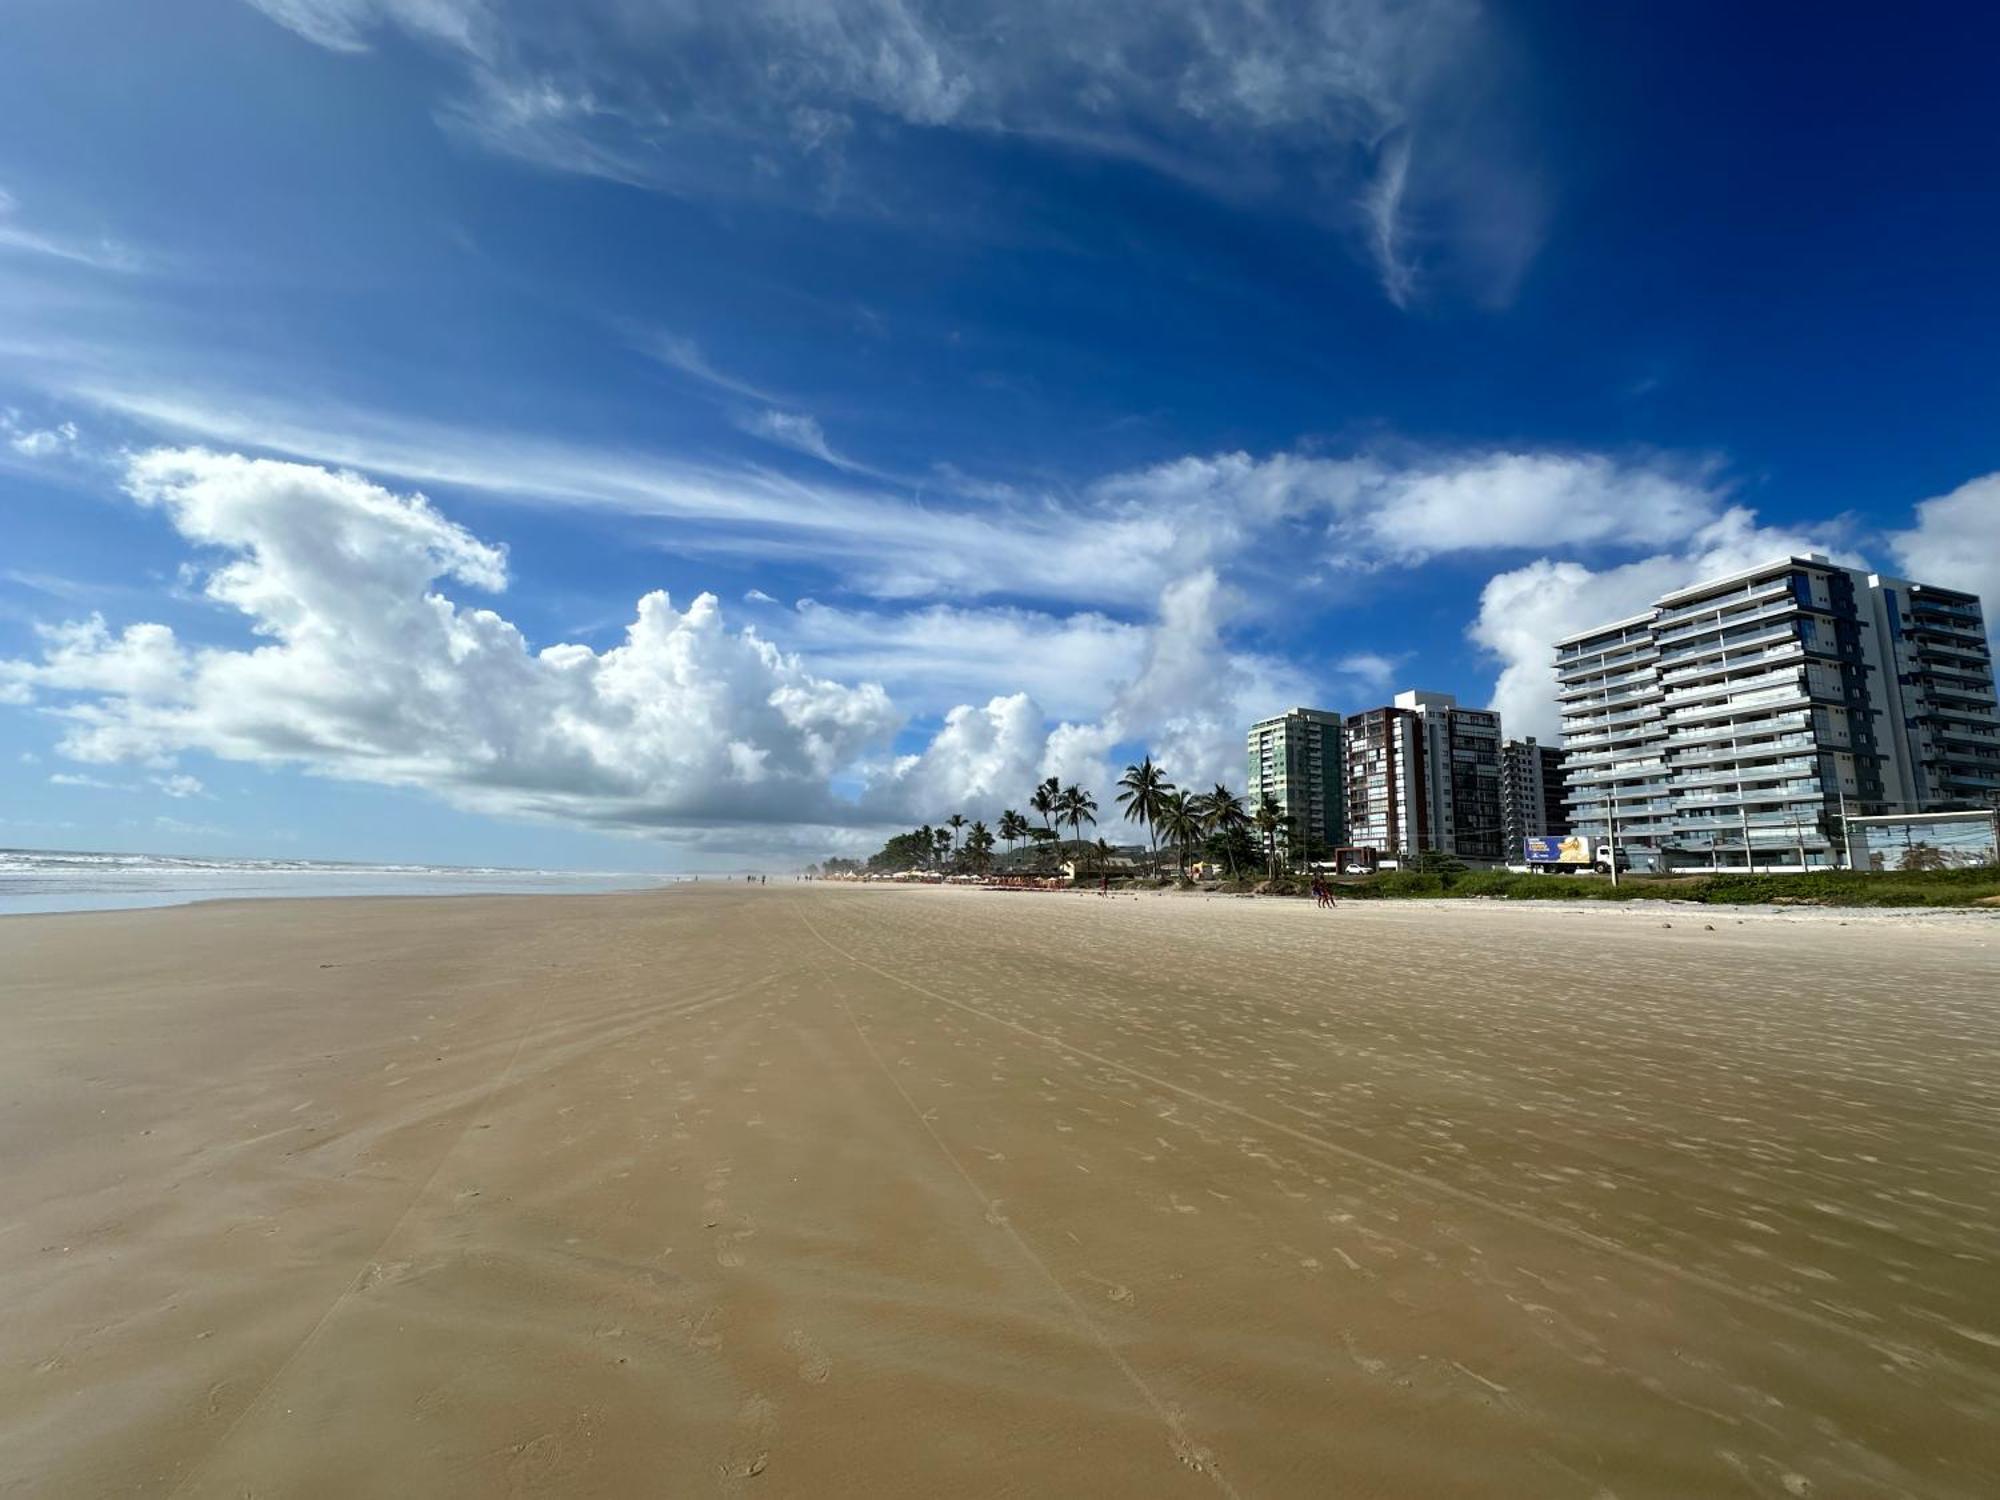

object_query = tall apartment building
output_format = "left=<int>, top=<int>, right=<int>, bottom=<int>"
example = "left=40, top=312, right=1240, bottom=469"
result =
left=1245, top=707, right=1344, bottom=860
left=1342, top=691, right=1504, bottom=861
left=1556, top=554, right=1998, bottom=871
left=1500, top=737, right=1570, bottom=854
left=1869, top=580, right=2000, bottom=806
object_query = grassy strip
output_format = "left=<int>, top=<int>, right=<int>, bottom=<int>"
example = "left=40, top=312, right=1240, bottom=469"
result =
left=1327, top=865, right=2000, bottom=908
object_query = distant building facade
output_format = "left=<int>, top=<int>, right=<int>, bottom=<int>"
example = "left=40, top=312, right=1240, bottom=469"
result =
left=1246, top=707, right=1344, bottom=861
left=1556, top=554, right=1999, bottom=871
left=1342, top=691, right=1504, bottom=861
left=1500, top=737, right=1569, bottom=855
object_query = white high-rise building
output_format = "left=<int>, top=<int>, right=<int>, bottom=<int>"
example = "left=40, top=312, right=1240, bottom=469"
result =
left=1556, top=554, right=1998, bottom=871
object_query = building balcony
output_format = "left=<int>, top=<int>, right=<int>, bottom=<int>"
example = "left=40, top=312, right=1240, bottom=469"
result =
left=1654, top=620, right=1800, bottom=671
left=1663, top=666, right=1807, bottom=709
left=1671, top=808, right=1830, bottom=833
left=1665, top=686, right=1815, bottom=727
left=1672, top=757, right=1821, bottom=790
left=1652, top=574, right=1793, bottom=629
left=1665, top=711, right=1813, bottom=750
left=1659, top=639, right=1806, bottom=686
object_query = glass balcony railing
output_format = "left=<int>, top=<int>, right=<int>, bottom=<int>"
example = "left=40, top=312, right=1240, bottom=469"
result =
left=1665, top=711, right=1813, bottom=749
left=1652, top=574, right=1792, bottom=629
left=1663, top=666, right=1806, bottom=708
left=1654, top=620, right=1799, bottom=669
left=1659, top=640, right=1806, bottom=684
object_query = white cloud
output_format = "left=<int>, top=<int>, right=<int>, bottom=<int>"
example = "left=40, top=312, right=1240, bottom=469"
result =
left=237, top=0, right=1530, bottom=306
left=6, top=419, right=79, bottom=458
left=1471, top=507, right=1863, bottom=740
left=1889, top=475, right=2000, bottom=641
left=863, top=693, right=1049, bottom=821
left=0, top=189, right=144, bottom=273
left=634, top=331, right=787, bottom=405
left=73, top=377, right=1730, bottom=612
left=737, top=409, right=852, bottom=470
left=1364, top=133, right=1415, bottom=307
left=1333, top=652, right=1400, bottom=694
left=2, top=449, right=901, bottom=836
left=781, top=599, right=1144, bottom=721
left=152, top=773, right=208, bottom=799
left=48, top=771, right=128, bottom=790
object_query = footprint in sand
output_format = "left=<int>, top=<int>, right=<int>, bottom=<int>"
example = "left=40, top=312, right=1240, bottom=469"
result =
left=683, top=1308, right=723, bottom=1352
left=783, top=1328, right=832, bottom=1384
left=717, top=1393, right=779, bottom=1495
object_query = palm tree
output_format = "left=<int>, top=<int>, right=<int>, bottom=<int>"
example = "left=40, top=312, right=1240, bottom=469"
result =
left=1156, top=790, right=1201, bottom=879
left=946, top=812, right=967, bottom=858
left=997, top=809, right=1029, bottom=863
left=1200, top=783, right=1249, bottom=881
left=1028, top=777, right=1061, bottom=870
left=1056, top=783, right=1098, bottom=878
left=966, top=820, right=996, bottom=874
left=933, top=826, right=954, bottom=871
left=1115, top=757, right=1174, bottom=879
left=917, top=823, right=936, bottom=871
left=1254, top=794, right=1284, bottom=879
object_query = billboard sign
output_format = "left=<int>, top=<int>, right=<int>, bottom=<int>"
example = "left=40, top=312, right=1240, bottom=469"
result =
left=1525, top=835, right=1596, bottom=865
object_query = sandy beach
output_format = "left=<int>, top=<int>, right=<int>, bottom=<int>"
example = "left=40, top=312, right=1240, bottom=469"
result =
left=3, top=884, right=1998, bottom=1498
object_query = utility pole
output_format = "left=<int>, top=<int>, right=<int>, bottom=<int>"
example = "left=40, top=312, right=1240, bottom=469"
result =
left=1606, top=795, right=1621, bottom=889
left=1836, top=784, right=1853, bottom=871
left=1738, top=801, right=1754, bottom=874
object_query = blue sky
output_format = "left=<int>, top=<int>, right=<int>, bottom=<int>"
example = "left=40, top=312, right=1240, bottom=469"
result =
left=2, top=0, right=1996, bottom=870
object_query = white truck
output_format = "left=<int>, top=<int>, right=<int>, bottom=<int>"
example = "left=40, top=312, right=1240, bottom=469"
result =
left=1522, top=835, right=1624, bottom=873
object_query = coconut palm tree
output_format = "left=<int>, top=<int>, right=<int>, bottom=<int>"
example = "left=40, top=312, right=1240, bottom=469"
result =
left=1254, top=793, right=1284, bottom=879
left=933, top=826, right=954, bottom=871
left=1028, top=777, right=1061, bottom=870
left=1056, top=783, right=1098, bottom=877
left=1115, top=757, right=1173, bottom=879
left=997, top=809, right=1029, bottom=863
left=966, top=820, right=996, bottom=874
left=917, top=823, right=936, bottom=871
left=1156, top=790, right=1201, bottom=879
left=1199, top=783, right=1249, bottom=881
left=946, top=812, right=967, bottom=858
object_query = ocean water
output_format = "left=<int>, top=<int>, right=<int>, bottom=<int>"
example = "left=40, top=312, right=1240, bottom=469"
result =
left=0, top=848, right=682, bottom=917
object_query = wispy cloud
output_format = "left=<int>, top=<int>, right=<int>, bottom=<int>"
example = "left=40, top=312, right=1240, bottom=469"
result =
left=0, top=188, right=146, bottom=274
left=633, top=331, right=788, bottom=405
left=236, top=0, right=1530, bottom=308
left=735, top=409, right=860, bottom=472
left=1363, top=133, right=1415, bottom=308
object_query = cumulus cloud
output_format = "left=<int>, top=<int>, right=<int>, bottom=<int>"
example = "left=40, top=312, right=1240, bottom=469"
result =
left=1889, top=475, right=2000, bottom=642
left=2, top=449, right=900, bottom=835
left=1470, top=507, right=1862, bottom=740
left=1, top=428, right=1793, bottom=857
left=239, top=0, right=1533, bottom=306
left=781, top=599, right=1143, bottom=722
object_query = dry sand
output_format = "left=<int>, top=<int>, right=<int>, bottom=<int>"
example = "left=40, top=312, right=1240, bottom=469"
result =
left=3, top=884, right=1998, bottom=1498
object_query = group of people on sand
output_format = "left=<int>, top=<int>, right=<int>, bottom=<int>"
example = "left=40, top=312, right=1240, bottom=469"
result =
left=1309, top=874, right=1339, bottom=908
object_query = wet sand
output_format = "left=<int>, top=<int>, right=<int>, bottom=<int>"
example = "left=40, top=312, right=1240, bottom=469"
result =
left=3, top=884, right=1997, bottom=1498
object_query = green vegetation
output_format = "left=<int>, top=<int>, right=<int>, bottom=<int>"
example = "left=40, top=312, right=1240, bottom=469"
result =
left=1335, top=865, right=2000, bottom=908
